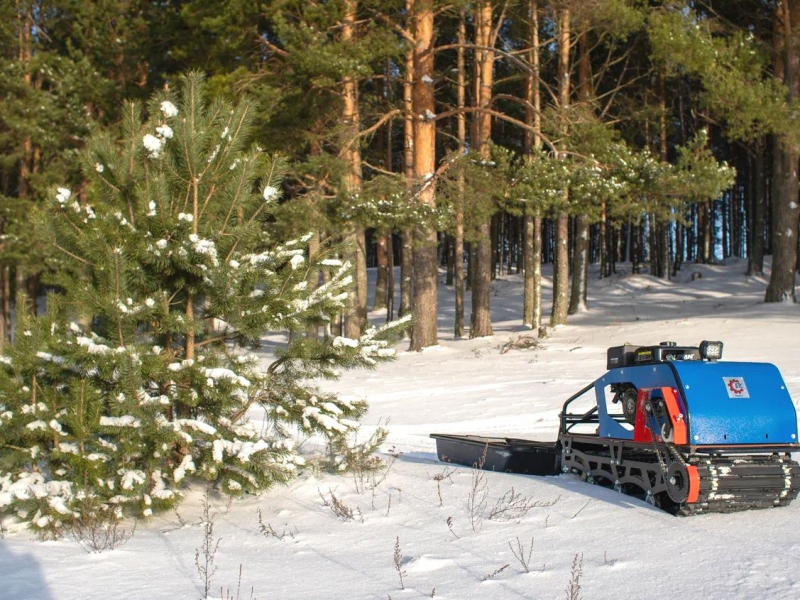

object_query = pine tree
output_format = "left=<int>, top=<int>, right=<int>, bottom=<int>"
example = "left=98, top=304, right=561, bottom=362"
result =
left=0, top=73, right=408, bottom=534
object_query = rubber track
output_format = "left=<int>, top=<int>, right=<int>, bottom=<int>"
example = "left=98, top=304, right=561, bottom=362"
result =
left=562, top=440, right=800, bottom=515
left=678, top=456, right=800, bottom=515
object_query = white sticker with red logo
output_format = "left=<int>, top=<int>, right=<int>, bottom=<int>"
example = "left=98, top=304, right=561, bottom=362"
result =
left=723, top=377, right=750, bottom=399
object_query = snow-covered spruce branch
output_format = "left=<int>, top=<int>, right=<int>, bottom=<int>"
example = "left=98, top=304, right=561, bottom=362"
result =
left=0, top=74, right=406, bottom=534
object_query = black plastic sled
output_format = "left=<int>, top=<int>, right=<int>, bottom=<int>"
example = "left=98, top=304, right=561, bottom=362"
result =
left=430, top=434, right=560, bottom=475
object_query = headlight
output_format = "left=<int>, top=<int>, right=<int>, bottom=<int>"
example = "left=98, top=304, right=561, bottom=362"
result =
left=699, top=340, right=723, bottom=361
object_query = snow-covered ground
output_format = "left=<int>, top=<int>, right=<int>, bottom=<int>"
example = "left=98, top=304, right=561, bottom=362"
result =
left=4, top=259, right=800, bottom=599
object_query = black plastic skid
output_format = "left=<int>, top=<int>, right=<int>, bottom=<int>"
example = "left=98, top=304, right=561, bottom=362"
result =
left=430, top=434, right=560, bottom=475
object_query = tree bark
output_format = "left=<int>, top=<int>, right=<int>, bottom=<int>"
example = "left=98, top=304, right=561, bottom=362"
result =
left=342, top=0, right=368, bottom=337
left=569, top=27, right=591, bottom=314
left=400, top=229, right=413, bottom=317
left=454, top=8, right=467, bottom=339
left=749, top=139, right=766, bottom=276
left=410, top=0, right=438, bottom=350
left=767, top=0, right=800, bottom=302
left=445, top=235, right=454, bottom=285
left=306, top=231, right=321, bottom=339
left=0, top=266, right=6, bottom=350
left=400, top=0, right=415, bottom=322
left=386, top=233, right=395, bottom=320
left=469, top=0, right=495, bottom=338
left=373, top=229, right=389, bottom=310
left=568, top=214, right=589, bottom=314
left=550, top=7, right=571, bottom=327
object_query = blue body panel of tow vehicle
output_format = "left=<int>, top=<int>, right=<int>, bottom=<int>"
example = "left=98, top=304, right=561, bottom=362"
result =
left=594, top=361, right=798, bottom=445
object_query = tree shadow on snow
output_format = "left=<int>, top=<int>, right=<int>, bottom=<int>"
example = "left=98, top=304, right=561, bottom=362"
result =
left=0, top=540, right=53, bottom=599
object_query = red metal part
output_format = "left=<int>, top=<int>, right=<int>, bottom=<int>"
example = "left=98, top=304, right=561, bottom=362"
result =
left=633, top=389, right=653, bottom=442
left=633, top=387, right=688, bottom=445
left=686, top=465, right=700, bottom=503
left=662, top=387, right=688, bottom=445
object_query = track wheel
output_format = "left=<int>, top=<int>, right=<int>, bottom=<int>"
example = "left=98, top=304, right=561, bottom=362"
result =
left=665, top=461, right=690, bottom=504
left=620, top=386, right=638, bottom=425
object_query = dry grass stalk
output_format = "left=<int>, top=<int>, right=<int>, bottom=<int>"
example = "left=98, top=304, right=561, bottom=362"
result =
left=565, top=552, right=584, bottom=600
left=196, top=489, right=221, bottom=599
left=467, top=444, right=489, bottom=532
left=508, top=535, right=535, bottom=573
left=446, top=516, right=459, bottom=539
left=220, top=565, right=256, bottom=600
left=257, top=508, right=294, bottom=541
left=499, top=334, right=540, bottom=354
left=432, top=466, right=456, bottom=507
left=318, top=488, right=362, bottom=522
left=482, top=564, right=510, bottom=581
left=393, top=536, right=407, bottom=590
left=488, top=488, right=561, bottom=521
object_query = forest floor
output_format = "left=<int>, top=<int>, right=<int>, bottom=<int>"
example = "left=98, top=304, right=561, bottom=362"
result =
left=3, top=258, right=800, bottom=599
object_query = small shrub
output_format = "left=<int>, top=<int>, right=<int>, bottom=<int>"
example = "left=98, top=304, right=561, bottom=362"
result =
left=319, top=488, right=361, bottom=522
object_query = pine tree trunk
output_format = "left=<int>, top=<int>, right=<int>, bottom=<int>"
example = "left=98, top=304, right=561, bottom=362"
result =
left=306, top=231, right=321, bottom=339
left=0, top=265, right=6, bottom=350
left=373, top=229, right=389, bottom=310
left=749, top=140, right=767, bottom=275
left=490, top=215, right=499, bottom=280
left=599, top=203, right=608, bottom=278
left=467, top=242, right=476, bottom=291
left=550, top=7, right=571, bottom=327
left=444, top=235, right=454, bottom=285
left=569, top=27, right=590, bottom=314
left=18, top=1, right=32, bottom=203
left=410, top=0, right=438, bottom=350
left=523, top=215, right=535, bottom=327
left=471, top=223, right=493, bottom=337
left=552, top=213, right=570, bottom=325
left=767, top=1, right=800, bottom=301
left=454, top=8, right=467, bottom=339
left=499, top=214, right=506, bottom=276
left=533, top=215, right=542, bottom=331
left=768, top=143, right=800, bottom=301
left=569, top=214, right=589, bottom=314
left=400, top=2, right=415, bottom=322
left=673, top=209, right=684, bottom=277
left=656, top=67, right=671, bottom=279
left=631, top=220, right=640, bottom=274
left=342, top=0, right=367, bottom=337
left=386, top=233, right=395, bottom=320
left=469, top=0, right=495, bottom=338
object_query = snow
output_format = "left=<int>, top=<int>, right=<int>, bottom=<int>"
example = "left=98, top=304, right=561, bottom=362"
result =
left=155, top=124, right=173, bottom=139
left=142, top=134, right=162, bottom=158
left=55, top=188, right=71, bottom=205
left=263, top=186, right=279, bottom=202
left=202, top=367, right=250, bottom=388
left=4, top=258, right=800, bottom=599
left=332, top=336, right=359, bottom=349
left=99, top=416, right=141, bottom=428
left=76, top=336, right=111, bottom=355
left=159, top=101, right=179, bottom=118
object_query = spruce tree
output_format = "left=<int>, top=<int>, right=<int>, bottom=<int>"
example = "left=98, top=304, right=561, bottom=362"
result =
left=0, top=73, right=408, bottom=535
